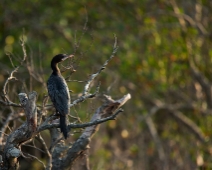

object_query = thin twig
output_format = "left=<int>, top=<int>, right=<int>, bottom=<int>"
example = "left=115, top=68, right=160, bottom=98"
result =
left=73, top=6, right=89, bottom=54
left=23, top=144, right=46, bottom=154
left=83, top=35, right=118, bottom=95
left=23, top=153, right=46, bottom=169
left=0, top=112, right=14, bottom=145
left=66, top=80, right=86, bottom=83
left=70, top=83, right=100, bottom=108
left=37, top=134, right=52, bottom=170
left=1, top=32, right=27, bottom=106
left=2, top=67, right=19, bottom=99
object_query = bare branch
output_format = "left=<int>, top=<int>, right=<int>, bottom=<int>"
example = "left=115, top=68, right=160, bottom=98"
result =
left=83, top=35, right=118, bottom=95
left=20, top=34, right=27, bottom=64
left=73, top=6, right=89, bottom=54
left=36, top=134, right=52, bottom=170
left=23, top=153, right=46, bottom=169
left=0, top=100, right=21, bottom=107
left=0, top=112, right=14, bottom=147
left=169, top=0, right=207, bottom=35
left=69, top=83, right=100, bottom=108
left=1, top=33, right=128, bottom=170
left=23, top=144, right=46, bottom=154
left=60, top=93, right=131, bottom=169
left=190, top=65, right=212, bottom=109
left=142, top=104, right=206, bottom=143
left=145, top=116, right=168, bottom=169
left=38, top=108, right=123, bottom=132
left=2, top=66, right=19, bottom=101
left=170, top=109, right=206, bottom=143
left=1, top=34, right=27, bottom=107
left=3, top=91, right=38, bottom=169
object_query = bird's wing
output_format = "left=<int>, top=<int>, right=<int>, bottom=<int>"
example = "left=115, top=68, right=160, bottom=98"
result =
left=47, top=76, right=70, bottom=116
left=53, top=87, right=70, bottom=116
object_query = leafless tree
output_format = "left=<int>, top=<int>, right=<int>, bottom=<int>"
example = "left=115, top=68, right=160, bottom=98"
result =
left=0, top=35, right=131, bottom=170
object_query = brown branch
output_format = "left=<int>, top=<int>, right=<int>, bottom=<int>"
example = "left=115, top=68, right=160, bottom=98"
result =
left=143, top=104, right=206, bottom=143
left=169, top=0, right=207, bottom=35
left=170, top=109, right=206, bottom=143
left=190, top=66, right=212, bottom=109
left=145, top=116, right=168, bottom=170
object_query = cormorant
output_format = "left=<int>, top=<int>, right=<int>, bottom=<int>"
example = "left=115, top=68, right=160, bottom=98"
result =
left=47, top=54, right=73, bottom=139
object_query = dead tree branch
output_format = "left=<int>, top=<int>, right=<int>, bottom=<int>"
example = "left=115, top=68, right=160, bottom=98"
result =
left=3, top=91, right=37, bottom=170
left=0, top=34, right=130, bottom=170
left=69, top=34, right=118, bottom=108
left=51, top=94, right=131, bottom=170
left=0, top=35, right=28, bottom=107
left=0, top=112, right=13, bottom=149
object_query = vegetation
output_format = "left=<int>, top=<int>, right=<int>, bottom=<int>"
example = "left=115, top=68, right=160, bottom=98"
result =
left=1, top=0, right=212, bottom=169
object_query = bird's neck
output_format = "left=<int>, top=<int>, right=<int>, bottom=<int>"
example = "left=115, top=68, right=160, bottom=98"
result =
left=51, top=61, right=61, bottom=75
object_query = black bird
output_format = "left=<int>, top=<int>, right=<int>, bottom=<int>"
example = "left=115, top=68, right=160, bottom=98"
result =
left=47, top=54, right=73, bottom=139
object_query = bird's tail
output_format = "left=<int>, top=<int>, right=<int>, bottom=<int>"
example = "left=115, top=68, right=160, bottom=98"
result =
left=60, top=115, right=68, bottom=139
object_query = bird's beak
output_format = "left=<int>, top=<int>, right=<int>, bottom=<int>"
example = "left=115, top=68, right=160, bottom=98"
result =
left=62, top=54, right=74, bottom=61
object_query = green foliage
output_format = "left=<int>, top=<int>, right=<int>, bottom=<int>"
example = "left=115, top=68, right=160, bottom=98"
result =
left=1, top=0, right=212, bottom=169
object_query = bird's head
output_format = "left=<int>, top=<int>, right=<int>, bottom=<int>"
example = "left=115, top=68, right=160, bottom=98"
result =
left=52, top=54, right=74, bottom=63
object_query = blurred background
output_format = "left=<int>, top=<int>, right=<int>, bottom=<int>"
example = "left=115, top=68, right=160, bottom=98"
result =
left=1, top=0, right=212, bottom=169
